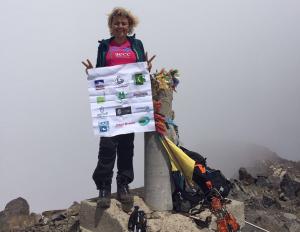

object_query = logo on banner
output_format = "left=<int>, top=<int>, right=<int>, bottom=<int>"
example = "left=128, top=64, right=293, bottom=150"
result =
left=117, top=91, right=127, bottom=100
left=115, top=76, right=124, bottom=85
left=115, top=121, right=136, bottom=128
left=114, top=75, right=129, bottom=88
left=94, top=79, right=105, bottom=90
left=98, top=121, right=109, bottom=132
left=96, top=96, right=105, bottom=104
left=116, top=106, right=132, bottom=116
left=116, top=122, right=135, bottom=128
left=135, top=106, right=151, bottom=113
left=97, top=107, right=108, bottom=118
left=133, top=91, right=148, bottom=97
left=133, top=73, right=146, bottom=85
left=138, top=116, right=150, bottom=126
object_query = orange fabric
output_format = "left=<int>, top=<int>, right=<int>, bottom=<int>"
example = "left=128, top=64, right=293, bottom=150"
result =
left=195, top=164, right=206, bottom=173
left=154, top=113, right=167, bottom=135
left=205, top=181, right=213, bottom=189
left=153, top=100, right=166, bottom=135
left=216, top=218, right=229, bottom=232
left=225, top=213, right=240, bottom=231
left=153, top=100, right=162, bottom=113
left=211, top=197, right=222, bottom=211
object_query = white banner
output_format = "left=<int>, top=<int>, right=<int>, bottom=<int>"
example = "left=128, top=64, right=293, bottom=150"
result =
left=87, top=62, right=155, bottom=136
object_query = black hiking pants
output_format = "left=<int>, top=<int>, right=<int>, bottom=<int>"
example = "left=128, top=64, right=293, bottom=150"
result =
left=92, top=133, right=134, bottom=189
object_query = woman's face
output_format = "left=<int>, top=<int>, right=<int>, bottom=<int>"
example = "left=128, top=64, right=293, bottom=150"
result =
left=111, top=16, right=130, bottom=38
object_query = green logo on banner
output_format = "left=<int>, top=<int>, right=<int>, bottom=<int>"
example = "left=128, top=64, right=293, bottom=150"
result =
left=97, top=96, right=105, bottom=104
left=138, top=116, right=150, bottom=126
left=117, top=91, right=127, bottom=100
left=133, top=73, right=146, bottom=85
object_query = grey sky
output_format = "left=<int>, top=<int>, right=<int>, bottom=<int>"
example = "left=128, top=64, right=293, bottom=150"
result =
left=1, top=0, right=299, bottom=213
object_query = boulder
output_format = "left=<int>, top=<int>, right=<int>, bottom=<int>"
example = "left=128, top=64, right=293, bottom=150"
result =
left=4, top=197, right=29, bottom=217
left=239, top=168, right=256, bottom=185
left=261, top=195, right=281, bottom=209
left=67, top=201, right=81, bottom=217
left=280, top=173, right=300, bottom=200
left=0, top=197, right=39, bottom=232
left=255, top=175, right=269, bottom=187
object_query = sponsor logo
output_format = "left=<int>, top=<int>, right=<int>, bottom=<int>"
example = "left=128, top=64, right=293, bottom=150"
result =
left=94, top=79, right=105, bottom=90
left=115, top=106, right=132, bottom=116
left=98, top=121, right=109, bottom=132
left=96, top=96, right=105, bottom=103
left=133, top=91, right=148, bottom=97
left=114, top=75, right=128, bottom=88
left=115, top=121, right=136, bottom=128
left=117, top=91, right=127, bottom=100
left=138, top=116, right=150, bottom=126
left=133, top=73, right=146, bottom=85
left=135, top=106, right=151, bottom=113
left=115, top=76, right=124, bottom=85
left=99, top=107, right=105, bottom=113
left=97, top=106, right=108, bottom=118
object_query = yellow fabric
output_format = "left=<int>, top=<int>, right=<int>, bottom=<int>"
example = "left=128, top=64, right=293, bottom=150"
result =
left=160, top=137, right=178, bottom=171
left=162, top=136, right=196, bottom=183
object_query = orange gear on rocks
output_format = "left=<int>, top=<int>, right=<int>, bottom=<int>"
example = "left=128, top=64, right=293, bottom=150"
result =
left=211, top=197, right=240, bottom=232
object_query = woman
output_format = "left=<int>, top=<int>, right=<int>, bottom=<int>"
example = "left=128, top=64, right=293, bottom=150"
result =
left=82, top=7, right=155, bottom=208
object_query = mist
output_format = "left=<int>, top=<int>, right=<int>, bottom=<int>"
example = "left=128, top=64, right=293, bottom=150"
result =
left=1, top=0, right=299, bottom=213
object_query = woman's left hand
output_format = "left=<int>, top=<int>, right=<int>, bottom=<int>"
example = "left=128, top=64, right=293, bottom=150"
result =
left=146, top=52, right=156, bottom=73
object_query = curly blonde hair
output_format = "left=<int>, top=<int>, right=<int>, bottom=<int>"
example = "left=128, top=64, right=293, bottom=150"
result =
left=107, top=7, right=139, bottom=35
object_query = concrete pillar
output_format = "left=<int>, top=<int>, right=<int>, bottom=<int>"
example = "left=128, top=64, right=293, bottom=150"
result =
left=144, top=88, right=175, bottom=211
left=144, top=132, right=173, bottom=210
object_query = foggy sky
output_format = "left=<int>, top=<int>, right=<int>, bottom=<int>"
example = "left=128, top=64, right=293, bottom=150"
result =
left=1, top=0, right=299, bottom=213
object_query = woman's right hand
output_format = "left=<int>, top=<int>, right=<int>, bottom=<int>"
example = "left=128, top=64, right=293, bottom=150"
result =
left=81, top=59, right=94, bottom=74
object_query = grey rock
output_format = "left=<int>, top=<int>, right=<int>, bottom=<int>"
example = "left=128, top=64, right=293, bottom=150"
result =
left=261, top=195, right=280, bottom=209
left=68, top=219, right=80, bottom=232
left=280, top=173, right=300, bottom=200
left=42, top=209, right=66, bottom=219
left=283, top=212, right=297, bottom=221
left=283, top=219, right=300, bottom=232
left=279, top=192, right=289, bottom=201
left=0, top=211, right=9, bottom=232
left=245, top=197, right=261, bottom=210
left=150, top=211, right=164, bottom=219
left=255, top=175, right=269, bottom=187
left=51, top=213, right=66, bottom=221
left=67, top=202, right=81, bottom=217
left=239, top=168, right=256, bottom=185
left=39, top=225, right=50, bottom=232
left=4, top=197, right=29, bottom=217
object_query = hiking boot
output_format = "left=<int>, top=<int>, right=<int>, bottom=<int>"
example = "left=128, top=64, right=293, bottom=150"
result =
left=117, top=182, right=131, bottom=203
left=97, top=185, right=111, bottom=208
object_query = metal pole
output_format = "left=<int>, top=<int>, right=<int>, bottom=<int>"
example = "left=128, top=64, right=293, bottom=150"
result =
left=245, top=221, right=270, bottom=232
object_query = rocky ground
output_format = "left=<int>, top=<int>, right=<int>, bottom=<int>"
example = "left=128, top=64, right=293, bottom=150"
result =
left=0, top=199, right=80, bottom=232
left=230, top=155, right=300, bottom=232
left=1, top=154, right=299, bottom=232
